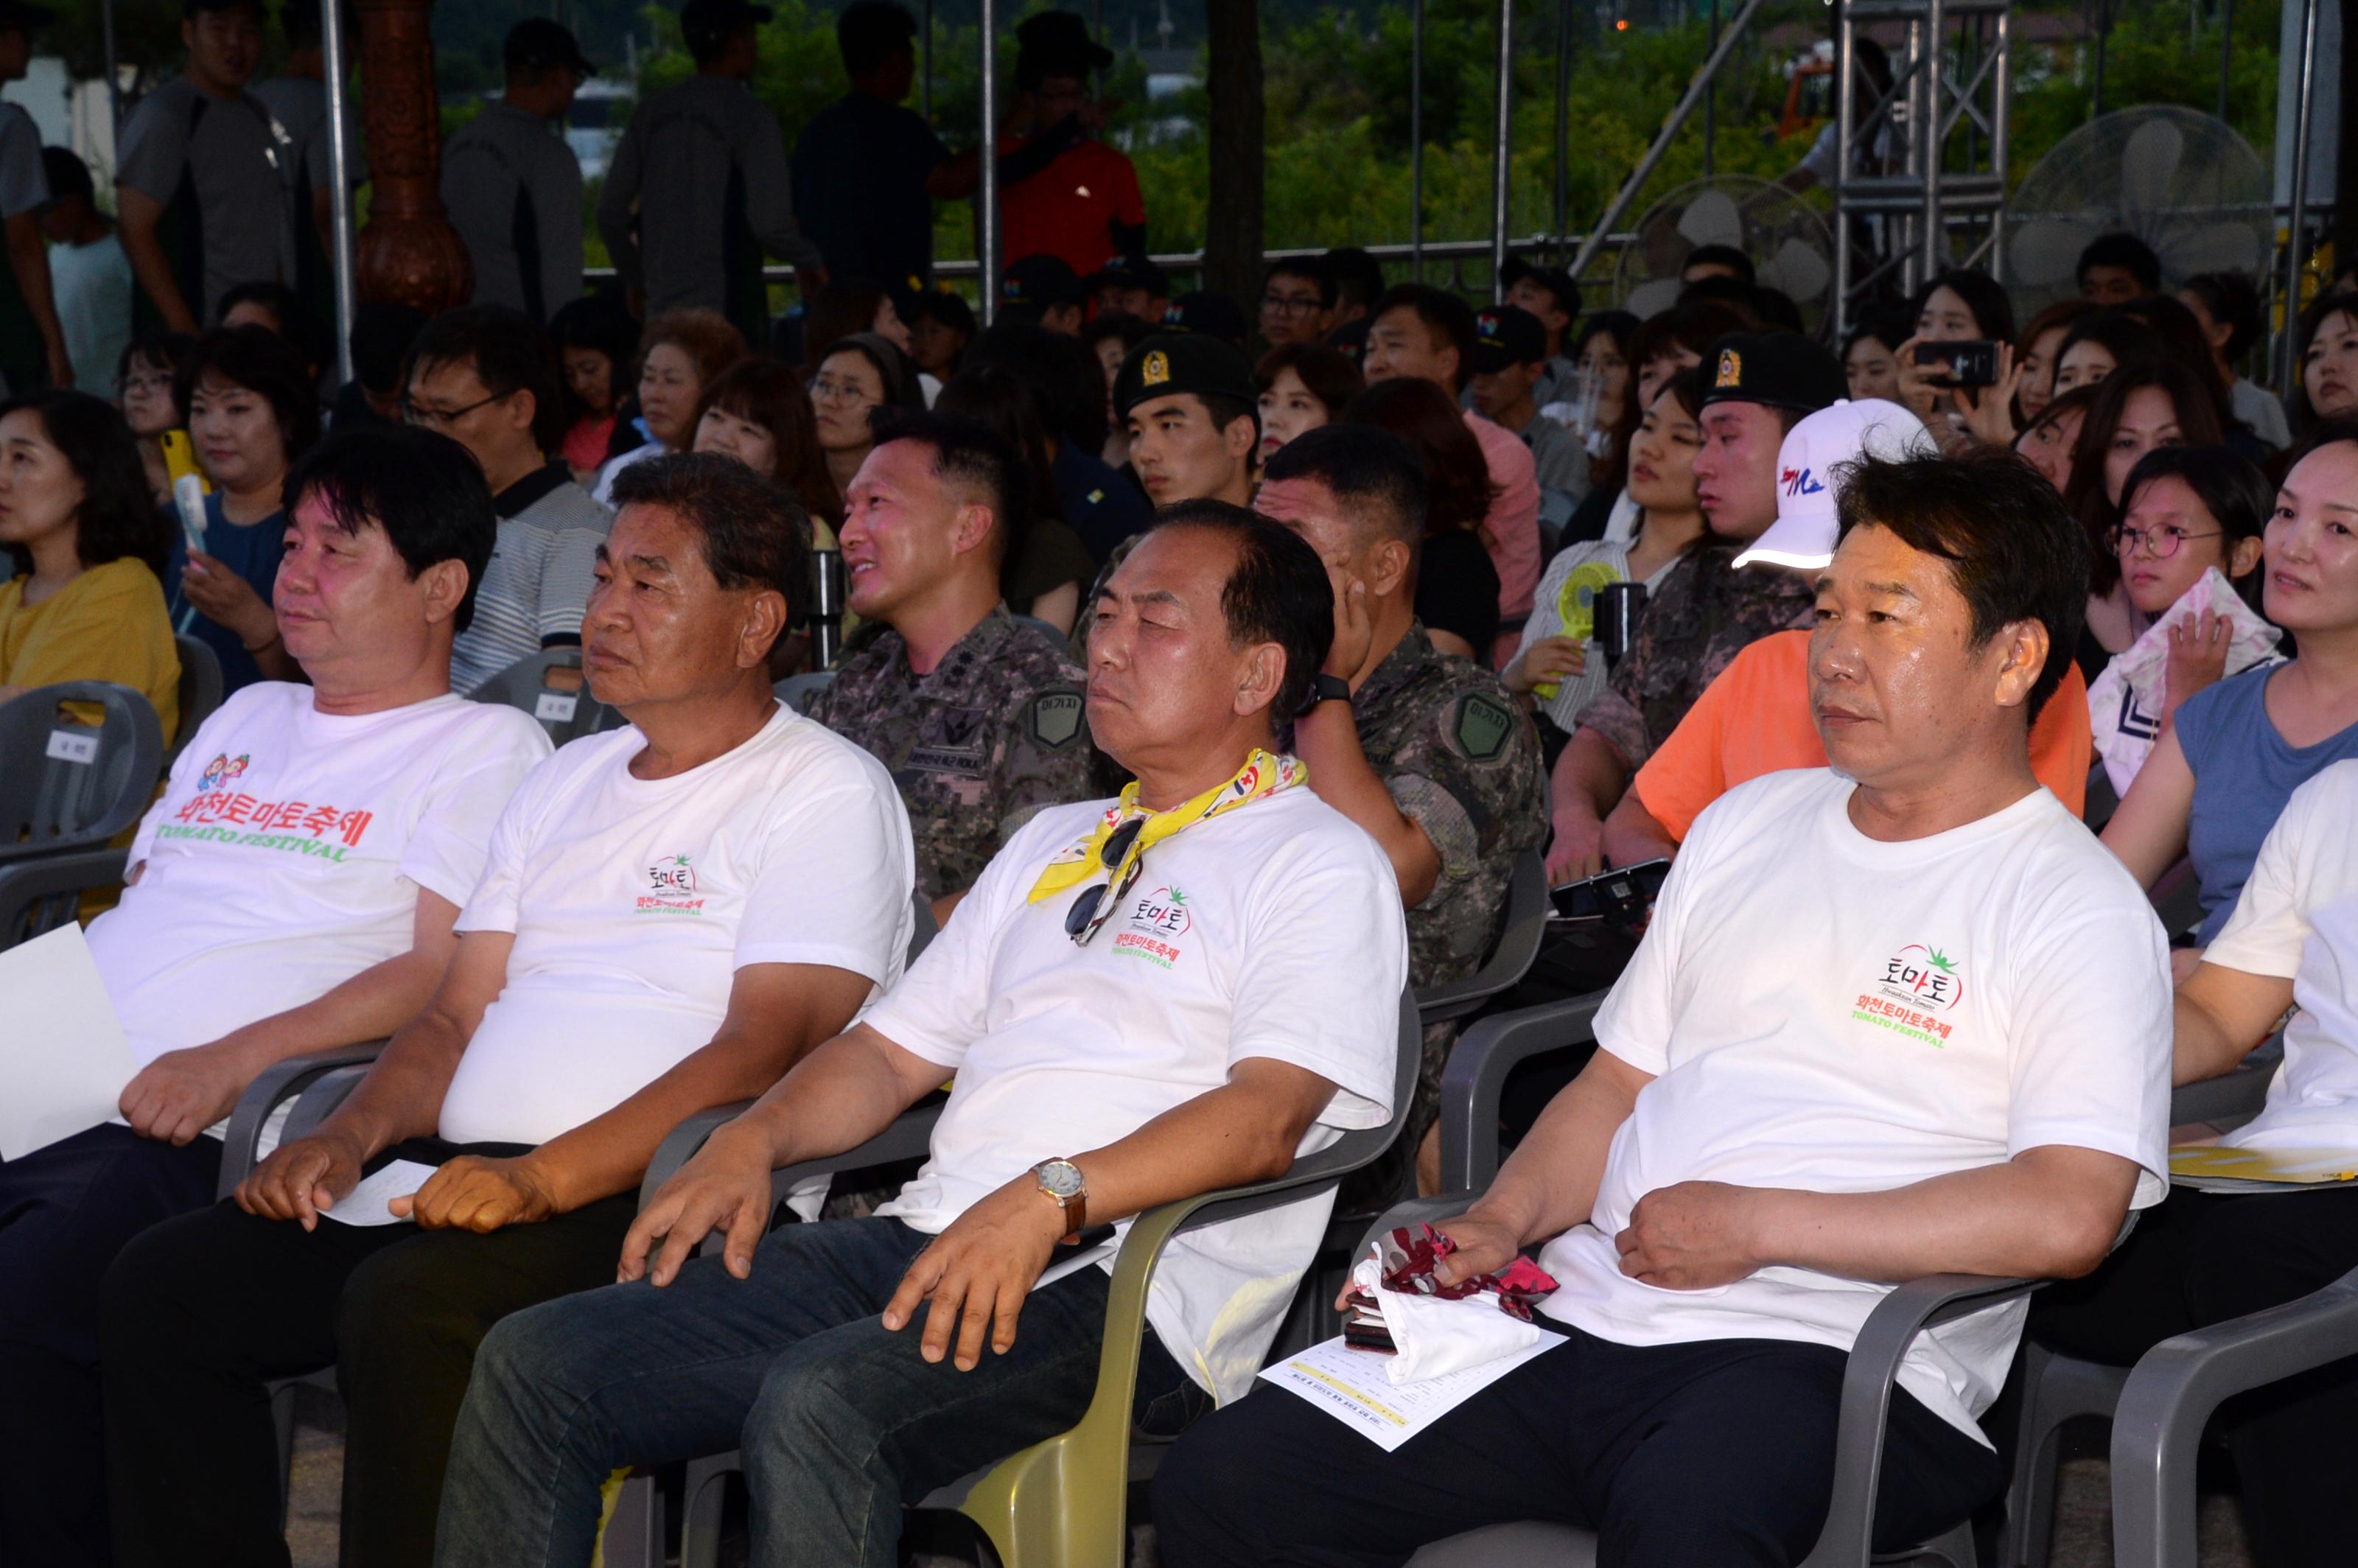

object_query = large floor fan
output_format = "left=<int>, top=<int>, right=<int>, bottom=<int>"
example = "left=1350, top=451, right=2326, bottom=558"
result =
left=1612, top=175, right=1836, bottom=329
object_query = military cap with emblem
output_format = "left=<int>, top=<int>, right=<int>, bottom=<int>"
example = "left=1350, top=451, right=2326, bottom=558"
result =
left=1698, top=329, right=1846, bottom=416
left=1113, top=331, right=1256, bottom=419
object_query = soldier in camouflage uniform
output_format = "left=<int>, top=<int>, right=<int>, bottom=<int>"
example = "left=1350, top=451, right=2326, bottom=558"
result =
left=805, top=413, right=1097, bottom=911
left=1259, top=426, right=1547, bottom=1191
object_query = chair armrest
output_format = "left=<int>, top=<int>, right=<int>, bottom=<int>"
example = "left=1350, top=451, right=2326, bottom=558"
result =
left=1414, top=854, right=1549, bottom=1026
left=0, top=847, right=129, bottom=949
left=2169, top=1032, right=2284, bottom=1130
left=1435, top=993, right=1607, bottom=1194
left=2110, top=1261, right=2358, bottom=1568
left=639, top=1100, right=758, bottom=1211
left=1798, top=1273, right=2040, bottom=1568
left=214, top=1042, right=389, bottom=1199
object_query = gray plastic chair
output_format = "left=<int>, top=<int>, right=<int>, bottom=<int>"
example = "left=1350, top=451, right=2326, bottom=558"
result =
left=2109, top=1259, right=2358, bottom=1568
left=169, top=633, right=224, bottom=768
left=774, top=670, right=835, bottom=715
left=0, top=679, right=164, bottom=861
left=470, top=648, right=617, bottom=746
left=1999, top=1046, right=2281, bottom=1568
left=0, top=846, right=126, bottom=951
left=650, top=984, right=1425, bottom=1568
left=1416, top=851, right=1550, bottom=1026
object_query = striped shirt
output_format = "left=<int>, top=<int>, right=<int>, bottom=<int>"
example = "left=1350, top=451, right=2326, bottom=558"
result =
left=450, top=465, right=611, bottom=696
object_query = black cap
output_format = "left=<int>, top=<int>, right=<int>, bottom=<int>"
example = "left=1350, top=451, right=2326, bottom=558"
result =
left=1114, top=331, right=1255, bottom=419
left=1015, top=10, right=1114, bottom=79
left=1470, top=305, right=1547, bottom=373
left=1092, top=254, right=1171, bottom=300
left=1498, top=255, right=1581, bottom=318
left=682, top=0, right=772, bottom=56
left=0, top=0, right=54, bottom=30
left=1699, top=330, right=1845, bottom=416
left=999, top=253, right=1086, bottom=311
left=505, top=18, right=595, bottom=77
left=1326, top=316, right=1370, bottom=364
left=1159, top=290, right=1248, bottom=349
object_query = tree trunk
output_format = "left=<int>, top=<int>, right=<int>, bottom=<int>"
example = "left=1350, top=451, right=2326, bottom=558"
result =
left=2337, top=0, right=2358, bottom=292
left=1203, top=0, right=1265, bottom=313
left=354, top=0, right=472, bottom=312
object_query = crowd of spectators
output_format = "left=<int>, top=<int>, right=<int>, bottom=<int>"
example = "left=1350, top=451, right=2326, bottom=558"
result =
left=4, top=1, right=2358, bottom=1565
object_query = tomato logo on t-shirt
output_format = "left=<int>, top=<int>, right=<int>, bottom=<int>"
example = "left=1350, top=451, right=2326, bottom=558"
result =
left=1850, top=943, right=1965, bottom=1047
left=634, top=853, right=705, bottom=915
left=1112, top=883, right=1189, bottom=968
left=197, top=753, right=251, bottom=791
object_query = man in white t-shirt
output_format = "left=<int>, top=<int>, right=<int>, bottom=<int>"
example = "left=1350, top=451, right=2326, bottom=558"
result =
left=2032, top=757, right=2358, bottom=1563
left=1154, top=447, right=2173, bottom=1566
left=433, top=503, right=1410, bottom=1568
left=0, top=424, right=548, bottom=1567
left=99, top=454, right=916, bottom=1568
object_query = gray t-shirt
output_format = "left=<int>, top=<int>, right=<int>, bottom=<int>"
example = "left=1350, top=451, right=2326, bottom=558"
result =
left=442, top=102, right=584, bottom=326
left=1519, top=410, right=1592, bottom=503
left=252, top=74, right=368, bottom=193
left=450, top=466, right=612, bottom=696
left=117, top=77, right=297, bottom=324
left=595, top=74, right=820, bottom=318
left=0, top=103, right=49, bottom=220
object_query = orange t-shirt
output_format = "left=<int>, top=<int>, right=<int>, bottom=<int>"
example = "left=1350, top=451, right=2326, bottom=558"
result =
left=1631, top=629, right=2091, bottom=840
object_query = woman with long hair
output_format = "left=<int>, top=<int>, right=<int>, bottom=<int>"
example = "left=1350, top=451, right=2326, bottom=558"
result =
left=2014, top=383, right=2101, bottom=496
left=2050, top=309, right=2161, bottom=400
left=0, top=391, right=181, bottom=732
left=547, top=296, right=639, bottom=484
left=1564, top=298, right=1749, bottom=546
left=811, top=333, right=926, bottom=503
left=2013, top=298, right=2098, bottom=427
left=2291, top=289, right=2358, bottom=433
left=1841, top=307, right=1912, bottom=405
left=1503, top=366, right=1709, bottom=770
left=1895, top=267, right=2020, bottom=447
left=167, top=325, right=320, bottom=691
left=1254, top=341, right=1363, bottom=463
left=691, top=357, right=842, bottom=525
left=1343, top=376, right=1503, bottom=661
left=592, top=308, right=748, bottom=505
left=2065, top=360, right=2228, bottom=679
left=2102, top=424, right=2358, bottom=974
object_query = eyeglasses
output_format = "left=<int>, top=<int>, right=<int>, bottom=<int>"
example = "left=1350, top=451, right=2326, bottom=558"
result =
left=120, top=372, right=174, bottom=398
left=811, top=377, right=878, bottom=408
left=2110, top=522, right=2223, bottom=559
left=1261, top=293, right=1323, bottom=318
left=402, top=391, right=505, bottom=429
left=1063, top=816, right=1145, bottom=946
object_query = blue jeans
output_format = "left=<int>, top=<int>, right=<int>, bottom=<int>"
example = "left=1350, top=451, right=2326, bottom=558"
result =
left=435, top=1216, right=1195, bottom=1568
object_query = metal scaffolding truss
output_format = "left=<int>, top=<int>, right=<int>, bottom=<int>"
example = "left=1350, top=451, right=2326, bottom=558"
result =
left=1833, top=0, right=2013, bottom=339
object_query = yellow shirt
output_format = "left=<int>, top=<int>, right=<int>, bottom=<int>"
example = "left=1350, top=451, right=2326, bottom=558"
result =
left=0, top=558, right=182, bottom=741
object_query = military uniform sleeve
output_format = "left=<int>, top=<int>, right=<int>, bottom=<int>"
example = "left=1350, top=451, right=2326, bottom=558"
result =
left=743, top=104, right=825, bottom=272
left=990, top=676, right=1095, bottom=851
left=115, top=94, right=189, bottom=206
left=1383, top=679, right=1544, bottom=906
left=0, top=111, right=49, bottom=219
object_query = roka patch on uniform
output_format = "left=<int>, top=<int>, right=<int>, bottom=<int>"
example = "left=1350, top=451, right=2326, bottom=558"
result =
left=1453, top=693, right=1515, bottom=763
left=1029, top=690, right=1085, bottom=749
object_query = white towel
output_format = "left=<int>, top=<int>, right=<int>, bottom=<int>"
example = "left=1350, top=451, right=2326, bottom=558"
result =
left=2088, top=568, right=2282, bottom=794
left=1348, top=1256, right=1544, bottom=1387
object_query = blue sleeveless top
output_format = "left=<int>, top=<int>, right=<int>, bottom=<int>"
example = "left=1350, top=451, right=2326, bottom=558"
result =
left=2176, top=662, right=2358, bottom=943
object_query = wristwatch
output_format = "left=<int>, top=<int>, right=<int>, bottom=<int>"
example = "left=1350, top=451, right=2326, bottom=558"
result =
left=1032, top=1158, right=1088, bottom=1244
left=1302, top=673, right=1351, bottom=714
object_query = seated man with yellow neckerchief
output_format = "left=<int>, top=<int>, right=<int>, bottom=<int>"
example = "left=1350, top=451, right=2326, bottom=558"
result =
left=435, top=501, right=1411, bottom=1568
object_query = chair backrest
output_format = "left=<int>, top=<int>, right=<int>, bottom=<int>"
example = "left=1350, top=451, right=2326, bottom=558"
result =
left=470, top=647, right=617, bottom=747
left=908, top=887, right=939, bottom=963
left=775, top=671, right=835, bottom=715
left=1415, top=850, right=1549, bottom=1026
left=2149, top=855, right=2205, bottom=940
left=0, top=682, right=165, bottom=861
left=169, top=634, right=224, bottom=768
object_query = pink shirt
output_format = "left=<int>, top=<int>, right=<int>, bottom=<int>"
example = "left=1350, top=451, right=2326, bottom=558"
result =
left=1464, top=410, right=1541, bottom=664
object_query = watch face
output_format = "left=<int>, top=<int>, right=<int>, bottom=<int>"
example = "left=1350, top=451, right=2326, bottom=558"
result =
left=1036, top=1160, right=1085, bottom=1199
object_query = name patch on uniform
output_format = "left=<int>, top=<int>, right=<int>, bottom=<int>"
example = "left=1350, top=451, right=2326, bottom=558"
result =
left=1453, top=694, right=1514, bottom=763
left=909, top=706, right=990, bottom=773
left=1030, top=690, right=1085, bottom=749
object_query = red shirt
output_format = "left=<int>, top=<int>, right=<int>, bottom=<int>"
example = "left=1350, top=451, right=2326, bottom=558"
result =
left=996, top=133, right=1144, bottom=277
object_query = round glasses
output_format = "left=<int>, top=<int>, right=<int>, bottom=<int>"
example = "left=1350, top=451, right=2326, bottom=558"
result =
left=2110, top=522, right=2222, bottom=559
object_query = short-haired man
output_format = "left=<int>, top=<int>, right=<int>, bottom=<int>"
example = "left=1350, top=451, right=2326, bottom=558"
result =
left=1259, top=257, right=1335, bottom=347
left=598, top=0, right=827, bottom=343
left=1469, top=304, right=1589, bottom=503
left=1155, top=445, right=2173, bottom=1568
left=1094, top=253, right=1171, bottom=323
left=252, top=0, right=364, bottom=272
left=1116, top=329, right=1259, bottom=508
left=401, top=304, right=614, bottom=694
left=2079, top=231, right=2163, bottom=304
left=1362, top=281, right=1542, bottom=661
left=1261, top=424, right=1546, bottom=1191
left=115, top=0, right=296, bottom=334
left=1681, top=242, right=1755, bottom=287
left=1322, top=245, right=1385, bottom=331
left=808, top=412, right=1096, bottom=923
left=102, top=454, right=917, bottom=1568
left=441, top=20, right=594, bottom=326
left=0, top=425, right=550, bottom=1565
left=998, top=251, right=1088, bottom=335
left=1500, top=254, right=1581, bottom=406
left=1547, top=330, right=1841, bottom=884
left=1603, top=401, right=2095, bottom=869
left=434, top=507, right=1409, bottom=1568
left=791, top=0, right=970, bottom=295
left=37, top=144, right=132, bottom=396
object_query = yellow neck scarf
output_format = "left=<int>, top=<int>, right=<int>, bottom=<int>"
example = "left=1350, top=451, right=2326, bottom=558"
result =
left=1029, top=748, right=1308, bottom=908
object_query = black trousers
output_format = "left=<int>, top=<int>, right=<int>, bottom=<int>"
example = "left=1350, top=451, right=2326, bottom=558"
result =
left=2029, top=1184, right=2358, bottom=1568
left=0, top=1123, right=221, bottom=1567
left=99, top=1140, right=636, bottom=1568
left=1151, top=1326, right=2001, bottom=1567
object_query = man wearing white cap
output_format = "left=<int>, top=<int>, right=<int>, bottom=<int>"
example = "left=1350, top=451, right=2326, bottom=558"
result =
left=1601, top=400, right=2093, bottom=866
